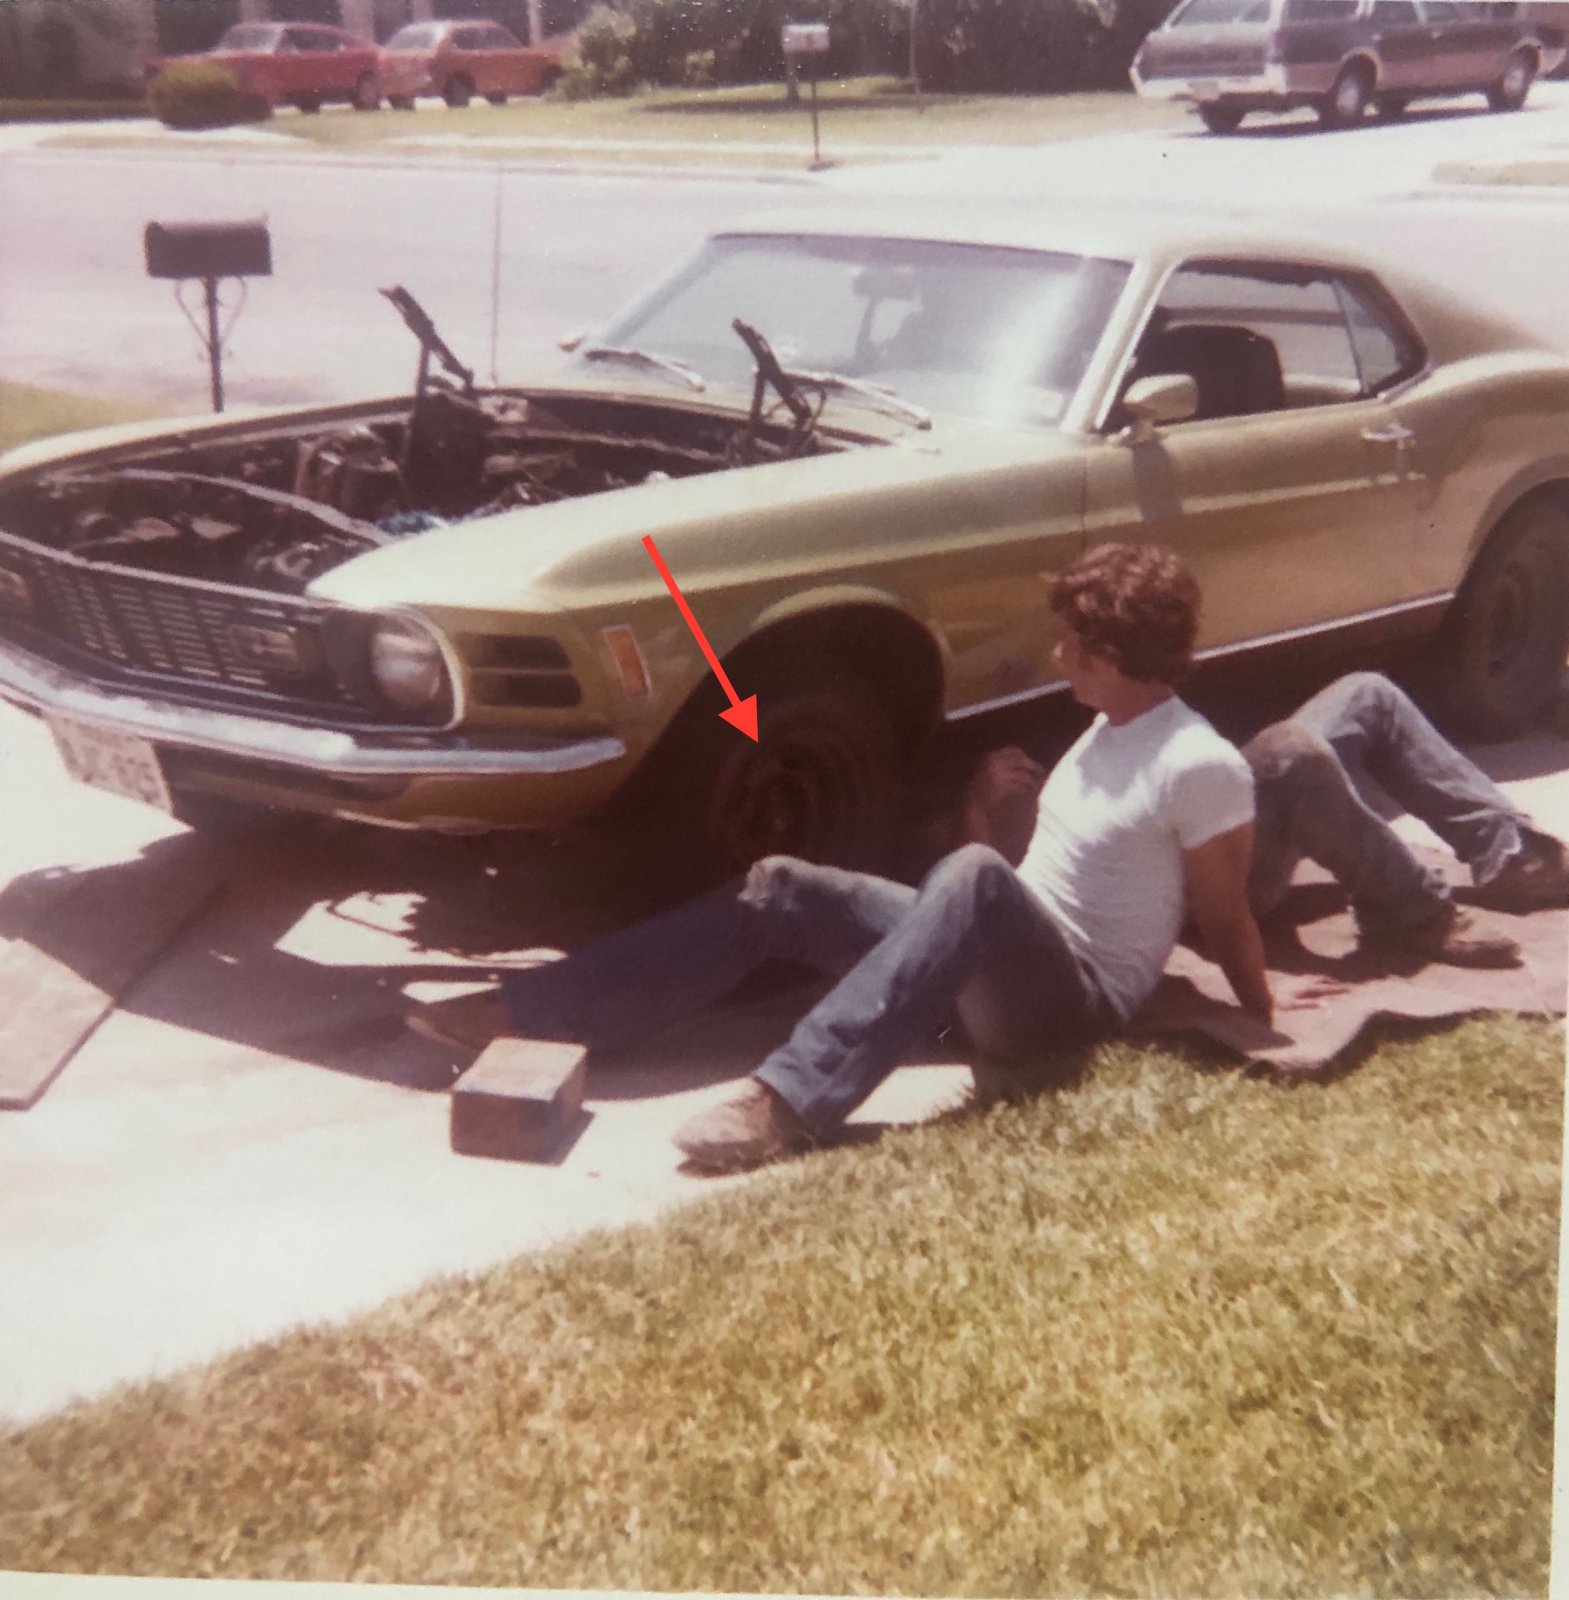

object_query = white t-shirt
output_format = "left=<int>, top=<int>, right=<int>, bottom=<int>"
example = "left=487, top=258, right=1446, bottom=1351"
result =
left=1015, top=696, right=1254, bottom=1021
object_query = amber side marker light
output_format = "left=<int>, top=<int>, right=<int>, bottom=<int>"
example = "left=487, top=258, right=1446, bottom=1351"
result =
left=603, top=625, right=651, bottom=699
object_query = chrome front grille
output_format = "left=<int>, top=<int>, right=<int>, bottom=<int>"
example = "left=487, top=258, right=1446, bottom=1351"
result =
left=0, top=531, right=393, bottom=724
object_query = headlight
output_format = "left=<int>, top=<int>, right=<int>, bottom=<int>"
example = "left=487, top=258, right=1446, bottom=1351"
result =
left=369, top=615, right=449, bottom=714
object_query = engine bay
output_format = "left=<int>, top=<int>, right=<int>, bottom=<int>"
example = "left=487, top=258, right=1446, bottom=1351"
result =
left=0, top=387, right=852, bottom=597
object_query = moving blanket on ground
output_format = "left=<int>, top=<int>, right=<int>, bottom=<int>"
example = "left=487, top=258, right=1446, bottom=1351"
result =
left=1134, top=849, right=1568, bottom=1074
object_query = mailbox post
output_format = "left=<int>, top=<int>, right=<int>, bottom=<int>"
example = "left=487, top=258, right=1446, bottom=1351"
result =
left=780, top=23, right=830, bottom=167
left=144, top=219, right=272, bottom=414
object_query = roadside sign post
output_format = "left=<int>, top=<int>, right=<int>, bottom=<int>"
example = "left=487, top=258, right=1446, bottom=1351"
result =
left=781, top=24, right=830, bottom=167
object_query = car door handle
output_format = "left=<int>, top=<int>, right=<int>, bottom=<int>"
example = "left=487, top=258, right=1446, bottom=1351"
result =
left=1362, top=423, right=1415, bottom=445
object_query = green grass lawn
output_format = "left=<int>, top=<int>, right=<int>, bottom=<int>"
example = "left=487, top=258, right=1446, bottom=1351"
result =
left=0, top=1013, right=1558, bottom=1594
left=0, top=380, right=163, bottom=457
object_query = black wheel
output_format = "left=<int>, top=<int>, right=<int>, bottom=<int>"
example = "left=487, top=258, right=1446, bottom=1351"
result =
left=1317, top=62, right=1371, bottom=128
left=291, top=92, right=322, bottom=114
left=649, top=670, right=902, bottom=885
left=388, top=94, right=414, bottom=110
left=485, top=90, right=508, bottom=106
left=1487, top=49, right=1536, bottom=111
left=1198, top=103, right=1244, bottom=133
left=444, top=74, right=474, bottom=108
left=353, top=72, right=380, bottom=111
left=1375, top=93, right=1407, bottom=118
left=1435, top=500, right=1569, bottom=738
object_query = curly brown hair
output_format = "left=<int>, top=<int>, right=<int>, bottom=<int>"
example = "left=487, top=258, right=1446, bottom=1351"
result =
left=1050, top=543, right=1201, bottom=685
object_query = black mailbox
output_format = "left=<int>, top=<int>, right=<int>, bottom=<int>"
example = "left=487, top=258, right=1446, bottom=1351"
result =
left=144, top=219, right=272, bottom=281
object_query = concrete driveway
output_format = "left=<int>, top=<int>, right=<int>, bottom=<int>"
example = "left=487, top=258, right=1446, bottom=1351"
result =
left=0, top=680, right=1564, bottom=1425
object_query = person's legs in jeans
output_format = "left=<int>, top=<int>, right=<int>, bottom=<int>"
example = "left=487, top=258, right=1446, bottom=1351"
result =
left=1289, top=672, right=1532, bottom=886
left=1244, top=720, right=1451, bottom=940
left=497, top=855, right=915, bottom=1052
left=749, top=844, right=1114, bottom=1135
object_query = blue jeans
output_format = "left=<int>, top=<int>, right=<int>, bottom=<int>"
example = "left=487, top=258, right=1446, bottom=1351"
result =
left=498, top=844, right=1114, bottom=1136
left=1245, top=672, right=1531, bottom=938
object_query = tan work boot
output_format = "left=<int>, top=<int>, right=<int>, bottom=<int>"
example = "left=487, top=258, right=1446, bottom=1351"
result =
left=1370, top=904, right=1521, bottom=969
left=672, top=1079, right=812, bottom=1171
left=405, top=990, right=513, bottom=1053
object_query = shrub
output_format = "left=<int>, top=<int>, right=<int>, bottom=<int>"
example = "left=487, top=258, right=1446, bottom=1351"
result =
left=147, top=60, right=271, bottom=130
left=561, top=6, right=640, bottom=95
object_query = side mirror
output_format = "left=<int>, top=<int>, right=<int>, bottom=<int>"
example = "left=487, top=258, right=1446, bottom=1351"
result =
left=1117, top=372, right=1198, bottom=444
left=557, top=328, right=587, bottom=353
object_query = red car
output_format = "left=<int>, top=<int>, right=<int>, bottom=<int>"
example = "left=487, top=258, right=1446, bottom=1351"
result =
left=378, top=18, right=561, bottom=108
left=154, top=21, right=382, bottom=113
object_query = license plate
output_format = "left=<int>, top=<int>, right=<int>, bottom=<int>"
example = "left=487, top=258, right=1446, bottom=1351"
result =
left=47, top=716, right=172, bottom=814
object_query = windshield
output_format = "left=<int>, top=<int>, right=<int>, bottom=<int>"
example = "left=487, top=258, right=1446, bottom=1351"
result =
left=216, top=23, right=282, bottom=50
left=385, top=23, right=442, bottom=48
left=589, top=234, right=1131, bottom=429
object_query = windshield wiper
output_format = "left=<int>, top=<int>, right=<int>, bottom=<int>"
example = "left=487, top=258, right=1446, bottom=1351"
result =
left=581, top=344, right=706, bottom=393
left=780, top=368, right=932, bottom=431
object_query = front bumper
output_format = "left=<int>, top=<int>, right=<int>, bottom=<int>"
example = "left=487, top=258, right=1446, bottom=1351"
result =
left=0, top=637, right=628, bottom=827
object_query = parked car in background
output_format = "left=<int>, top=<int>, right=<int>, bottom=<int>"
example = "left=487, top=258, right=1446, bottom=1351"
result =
left=1132, top=0, right=1567, bottom=131
left=148, top=21, right=382, bottom=113
left=377, top=19, right=561, bottom=108
left=1, top=208, right=1566, bottom=880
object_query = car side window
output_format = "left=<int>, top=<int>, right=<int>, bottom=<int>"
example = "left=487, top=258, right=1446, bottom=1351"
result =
left=485, top=26, right=517, bottom=47
left=1334, top=275, right=1425, bottom=393
left=1283, top=0, right=1357, bottom=19
left=1371, top=0, right=1419, bottom=23
left=1116, top=260, right=1422, bottom=424
left=308, top=29, right=341, bottom=51
left=453, top=26, right=484, bottom=48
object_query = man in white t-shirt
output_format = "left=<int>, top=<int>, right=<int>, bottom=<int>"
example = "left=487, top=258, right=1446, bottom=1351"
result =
left=413, top=542, right=1356, bottom=1170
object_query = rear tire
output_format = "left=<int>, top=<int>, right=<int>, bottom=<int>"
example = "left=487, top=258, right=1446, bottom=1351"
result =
left=1317, top=62, right=1371, bottom=128
left=1198, top=103, right=1245, bottom=133
left=291, top=92, right=322, bottom=114
left=444, top=74, right=474, bottom=108
left=1487, top=48, right=1536, bottom=111
left=1434, top=500, right=1569, bottom=738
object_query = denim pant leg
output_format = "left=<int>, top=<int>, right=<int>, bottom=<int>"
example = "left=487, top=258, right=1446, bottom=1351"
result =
left=755, top=844, right=1114, bottom=1134
left=1288, top=672, right=1530, bottom=885
left=1244, top=721, right=1450, bottom=937
left=498, top=855, right=914, bottom=1053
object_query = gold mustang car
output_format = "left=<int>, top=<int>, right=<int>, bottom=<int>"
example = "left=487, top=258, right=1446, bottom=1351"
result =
left=0, top=206, right=1566, bottom=877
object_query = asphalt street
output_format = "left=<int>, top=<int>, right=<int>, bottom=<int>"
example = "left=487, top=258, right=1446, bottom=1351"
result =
left=0, top=96, right=1567, bottom=1424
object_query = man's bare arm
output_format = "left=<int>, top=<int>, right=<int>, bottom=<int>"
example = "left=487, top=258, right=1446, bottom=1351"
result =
left=1182, top=822, right=1274, bottom=1023
left=958, top=746, right=1047, bottom=867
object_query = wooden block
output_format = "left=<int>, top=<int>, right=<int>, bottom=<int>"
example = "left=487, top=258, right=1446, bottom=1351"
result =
left=450, top=1039, right=587, bottom=1162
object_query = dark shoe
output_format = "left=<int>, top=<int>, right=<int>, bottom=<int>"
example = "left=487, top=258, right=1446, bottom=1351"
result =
left=1369, top=904, right=1521, bottom=969
left=672, top=1079, right=813, bottom=1170
left=1474, top=831, right=1569, bottom=913
left=405, top=991, right=513, bottom=1053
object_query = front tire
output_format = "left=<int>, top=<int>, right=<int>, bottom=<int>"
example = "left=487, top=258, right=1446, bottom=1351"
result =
left=1317, top=62, right=1371, bottom=128
left=650, top=671, right=903, bottom=886
left=1198, top=103, right=1244, bottom=133
left=444, top=74, right=474, bottom=108
left=1435, top=500, right=1569, bottom=738
left=1487, top=49, right=1536, bottom=111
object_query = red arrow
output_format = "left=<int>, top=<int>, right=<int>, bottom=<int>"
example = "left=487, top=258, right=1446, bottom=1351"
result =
left=641, top=534, right=759, bottom=741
